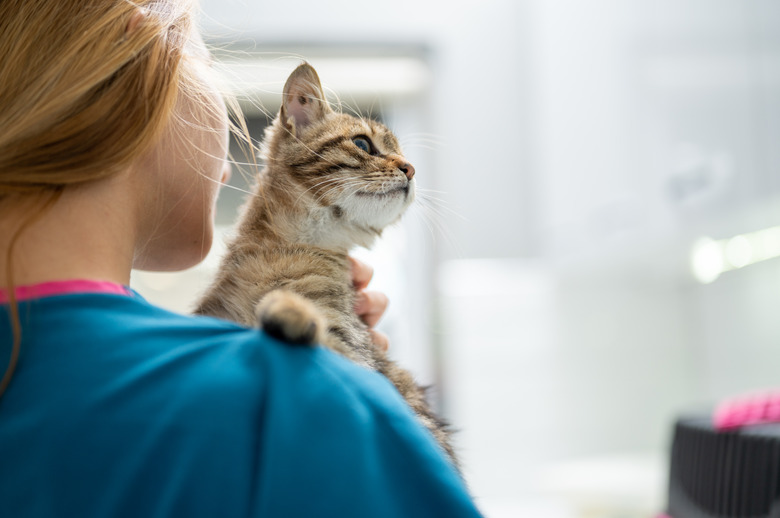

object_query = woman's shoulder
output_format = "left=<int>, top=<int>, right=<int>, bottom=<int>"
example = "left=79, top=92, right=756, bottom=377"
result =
left=3, top=288, right=418, bottom=456
left=6, top=289, right=411, bottom=424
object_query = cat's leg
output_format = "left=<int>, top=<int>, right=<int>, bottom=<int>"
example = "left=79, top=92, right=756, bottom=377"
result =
left=256, top=281, right=461, bottom=471
left=375, top=357, right=460, bottom=472
left=255, top=289, right=325, bottom=345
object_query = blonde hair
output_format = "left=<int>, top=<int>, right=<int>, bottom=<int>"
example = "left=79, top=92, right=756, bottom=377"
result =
left=0, top=0, right=197, bottom=190
left=0, top=0, right=235, bottom=397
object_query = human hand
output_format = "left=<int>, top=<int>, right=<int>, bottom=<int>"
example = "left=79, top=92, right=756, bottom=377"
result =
left=349, top=257, right=390, bottom=353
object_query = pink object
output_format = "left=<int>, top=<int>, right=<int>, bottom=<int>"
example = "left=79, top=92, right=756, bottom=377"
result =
left=713, top=390, right=780, bottom=430
left=0, top=279, right=131, bottom=303
left=656, top=514, right=673, bottom=518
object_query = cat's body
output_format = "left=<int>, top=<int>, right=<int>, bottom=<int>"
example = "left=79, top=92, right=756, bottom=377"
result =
left=195, top=63, right=458, bottom=468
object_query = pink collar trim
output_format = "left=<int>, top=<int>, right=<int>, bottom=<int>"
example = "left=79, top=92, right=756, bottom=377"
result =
left=0, top=279, right=131, bottom=303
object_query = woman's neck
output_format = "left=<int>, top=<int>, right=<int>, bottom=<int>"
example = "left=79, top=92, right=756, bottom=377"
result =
left=0, top=176, right=137, bottom=288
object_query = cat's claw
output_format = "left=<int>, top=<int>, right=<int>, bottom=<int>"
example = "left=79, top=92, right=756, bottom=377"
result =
left=255, top=289, right=325, bottom=346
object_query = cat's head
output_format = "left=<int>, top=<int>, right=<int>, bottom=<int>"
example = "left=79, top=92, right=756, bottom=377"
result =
left=264, top=63, right=415, bottom=244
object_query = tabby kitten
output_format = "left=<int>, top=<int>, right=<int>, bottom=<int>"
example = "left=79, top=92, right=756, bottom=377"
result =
left=195, top=63, right=458, bottom=468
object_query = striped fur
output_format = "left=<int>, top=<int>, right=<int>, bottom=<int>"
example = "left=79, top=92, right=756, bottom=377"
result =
left=195, top=63, right=459, bottom=470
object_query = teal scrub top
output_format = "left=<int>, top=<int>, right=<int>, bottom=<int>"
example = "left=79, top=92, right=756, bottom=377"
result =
left=0, top=289, right=482, bottom=517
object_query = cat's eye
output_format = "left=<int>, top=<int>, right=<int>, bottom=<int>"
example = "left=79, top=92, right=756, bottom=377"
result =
left=352, top=136, right=374, bottom=155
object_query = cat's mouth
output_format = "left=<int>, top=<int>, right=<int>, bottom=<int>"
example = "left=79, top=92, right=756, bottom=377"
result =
left=355, top=184, right=410, bottom=198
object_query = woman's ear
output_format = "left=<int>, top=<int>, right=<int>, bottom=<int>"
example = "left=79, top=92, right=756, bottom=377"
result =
left=280, top=62, right=332, bottom=136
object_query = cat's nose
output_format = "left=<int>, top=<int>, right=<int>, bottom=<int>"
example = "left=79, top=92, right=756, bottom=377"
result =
left=389, top=155, right=415, bottom=180
left=398, top=161, right=415, bottom=180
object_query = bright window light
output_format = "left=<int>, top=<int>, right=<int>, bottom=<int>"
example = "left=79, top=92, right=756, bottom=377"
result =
left=691, top=237, right=725, bottom=284
left=691, top=226, right=780, bottom=284
left=725, top=235, right=752, bottom=269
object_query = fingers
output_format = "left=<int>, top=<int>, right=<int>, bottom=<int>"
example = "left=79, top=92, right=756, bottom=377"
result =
left=368, top=329, right=390, bottom=353
left=354, top=290, right=389, bottom=328
left=348, top=256, right=373, bottom=291
left=348, top=256, right=390, bottom=352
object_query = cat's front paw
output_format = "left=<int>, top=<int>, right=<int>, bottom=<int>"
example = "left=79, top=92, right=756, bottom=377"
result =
left=255, top=289, right=325, bottom=346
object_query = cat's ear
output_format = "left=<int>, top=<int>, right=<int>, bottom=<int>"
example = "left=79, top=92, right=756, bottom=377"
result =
left=280, top=63, right=332, bottom=136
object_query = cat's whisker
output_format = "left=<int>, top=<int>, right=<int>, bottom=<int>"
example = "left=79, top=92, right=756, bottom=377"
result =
left=400, top=132, right=444, bottom=140
left=196, top=171, right=255, bottom=197
left=400, top=134, right=443, bottom=145
left=351, top=95, right=366, bottom=120
left=321, top=84, right=346, bottom=116
left=399, top=138, right=443, bottom=151
left=410, top=200, right=464, bottom=257
left=415, top=189, right=450, bottom=204
left=415, top=191, right=451, bottom=204
left=415, top=187, right=450, bottom=195
left=364, top=95, right=382, bottom=122
left=400, top=132, right=444, bottom=142
left=399, top=136, right=443, bottom=145
left=338, top=100, right=364, bottom=120
left=315, top=179, right=371, bottom=205
left=410, top=204, right=439, bottom=243
left=418, top=200, right=468, bottom=229
left=295, top=178, right=362, bottom=203
left=415, top=188, right=462, bottom=207
left=331, top=180, right=371, bottom=206
left=225, top=159, right=264, bottom=168
left=415, top=193, right=467, bottom=221
left=401, top=144, right=439, bottom=153
left=165, top=129, right=256, bottom=198
left=419, top=199, right=464, bottom=234
left=294, top=176, right=367, bottom=206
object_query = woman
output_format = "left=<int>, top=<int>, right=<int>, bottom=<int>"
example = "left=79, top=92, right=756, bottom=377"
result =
left=0, top=1, right=481, bottom=516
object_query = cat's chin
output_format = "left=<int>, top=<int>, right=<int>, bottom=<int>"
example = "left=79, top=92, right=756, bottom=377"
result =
left=340, top=183, right=415, bottom=230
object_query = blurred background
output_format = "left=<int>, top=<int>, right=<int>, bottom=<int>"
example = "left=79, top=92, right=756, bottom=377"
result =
left=130, top=1, right=780, bottom=516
